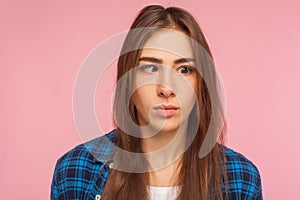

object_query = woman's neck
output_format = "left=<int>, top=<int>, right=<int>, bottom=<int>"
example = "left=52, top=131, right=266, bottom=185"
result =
left=141, top=120, right=188, bottom=172
left=148, top=156, right=182, bottom=187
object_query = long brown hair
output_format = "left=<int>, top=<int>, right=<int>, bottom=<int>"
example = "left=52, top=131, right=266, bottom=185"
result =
left=102, top=5, right=228, bottom=199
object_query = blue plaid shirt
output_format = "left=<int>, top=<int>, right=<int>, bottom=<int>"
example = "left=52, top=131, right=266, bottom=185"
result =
left=51, top=130, right=263, bottom=199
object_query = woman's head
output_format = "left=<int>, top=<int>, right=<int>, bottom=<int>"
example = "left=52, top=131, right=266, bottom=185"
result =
left=114, top=5, right=221, bottom=138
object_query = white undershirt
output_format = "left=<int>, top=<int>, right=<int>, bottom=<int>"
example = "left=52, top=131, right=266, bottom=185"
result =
left=149, top=186, right=179, bottom=200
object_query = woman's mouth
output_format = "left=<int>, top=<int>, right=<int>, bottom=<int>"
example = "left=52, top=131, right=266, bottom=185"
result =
left=153, top=105, right=179, bottom=117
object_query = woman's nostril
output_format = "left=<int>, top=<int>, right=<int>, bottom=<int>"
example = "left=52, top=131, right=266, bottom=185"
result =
left=158, top=86, right=176, bottom=98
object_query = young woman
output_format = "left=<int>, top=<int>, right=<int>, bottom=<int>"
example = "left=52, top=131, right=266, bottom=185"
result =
left=51, top=5, right=262, bottom=200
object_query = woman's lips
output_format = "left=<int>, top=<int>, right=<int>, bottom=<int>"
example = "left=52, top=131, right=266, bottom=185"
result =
left=153, top=105, right=179, bottom=117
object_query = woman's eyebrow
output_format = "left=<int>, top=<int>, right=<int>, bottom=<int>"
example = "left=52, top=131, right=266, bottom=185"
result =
left=174, top=58, right=195, bottom=64
left=138, top=57, right=162, bottom=64
left=138, top=57, right=195, bottom=64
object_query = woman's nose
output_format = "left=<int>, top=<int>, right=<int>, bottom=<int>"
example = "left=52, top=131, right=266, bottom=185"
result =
left=157, top=84, right=175, bottom=98
left=156, top=67, right=176, bottom=98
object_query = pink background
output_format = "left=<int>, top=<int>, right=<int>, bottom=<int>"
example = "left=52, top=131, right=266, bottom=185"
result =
left=1, top=0, right=300, bottom=199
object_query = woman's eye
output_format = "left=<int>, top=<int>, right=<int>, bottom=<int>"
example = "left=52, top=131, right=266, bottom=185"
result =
left=177, top=66, right=195, bottom=75
left=138, top=65, right=158, bottom=73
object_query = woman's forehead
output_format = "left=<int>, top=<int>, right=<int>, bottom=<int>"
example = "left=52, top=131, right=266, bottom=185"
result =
left=141, top=30, right=194, bottom=59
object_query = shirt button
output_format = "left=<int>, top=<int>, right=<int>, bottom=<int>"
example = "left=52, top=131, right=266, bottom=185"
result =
left=95, top=194, right=101, bottom=200
left=109, top=163, right=113, bottom=169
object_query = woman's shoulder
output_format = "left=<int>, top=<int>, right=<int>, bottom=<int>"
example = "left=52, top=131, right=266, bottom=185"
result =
left=51, top=130, right=116, bottom=199
left=55, top=130, right=116, bottom=165
left=222, top=146, right=263, bottom=199
left=224, top=146, right=261, bottom=174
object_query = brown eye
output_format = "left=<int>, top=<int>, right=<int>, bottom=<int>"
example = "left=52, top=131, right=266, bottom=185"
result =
left=177, top=66, right=195, bottom=75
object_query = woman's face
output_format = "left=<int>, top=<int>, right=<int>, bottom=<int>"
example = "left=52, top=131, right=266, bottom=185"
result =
left=131, top=30, right=197, bottom=133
